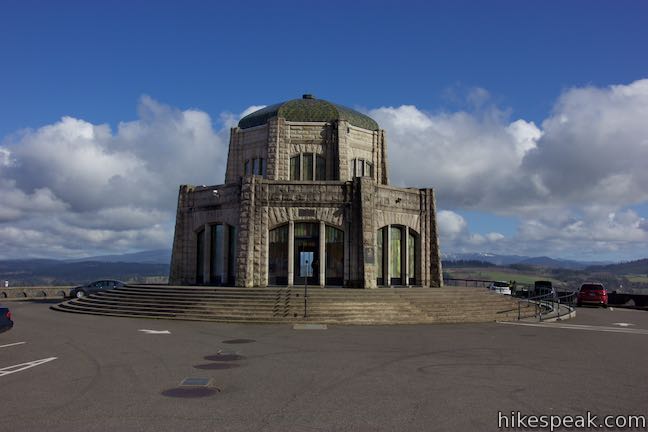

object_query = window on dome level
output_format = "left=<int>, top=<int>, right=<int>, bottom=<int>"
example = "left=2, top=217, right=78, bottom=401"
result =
left=290, top=156, right=300, bottom=180
left=243, top=158, right=266, bottom=177
left=350, top=158, right=373, bottom=179
left=290, top=153, right=326, bottom=181
left=303, top=153, right=313, bottom=181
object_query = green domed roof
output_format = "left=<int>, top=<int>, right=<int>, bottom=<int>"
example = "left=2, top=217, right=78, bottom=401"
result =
left=238, top=95, right=379, bottom=130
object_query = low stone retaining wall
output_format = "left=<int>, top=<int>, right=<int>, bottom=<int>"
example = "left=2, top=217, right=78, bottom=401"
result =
left=1, top=286, right=74, bottom=300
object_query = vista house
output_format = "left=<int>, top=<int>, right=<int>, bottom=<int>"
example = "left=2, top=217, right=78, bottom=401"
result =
left=169, top=95, right=443, bottom=288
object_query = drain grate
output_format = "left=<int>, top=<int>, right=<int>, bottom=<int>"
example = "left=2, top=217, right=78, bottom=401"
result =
left=194, top=363, right=241, bottom=370
left=222, top=338, right=255, bottom=344
left=161, top=377, right=220, bottom=398
left=180, top=377, right=211, bottom=386
left=161, top=387, right=219, bottom=398
left=293, top=324, right=328, bottom=330
left=204, top=353, right=245, bottom=362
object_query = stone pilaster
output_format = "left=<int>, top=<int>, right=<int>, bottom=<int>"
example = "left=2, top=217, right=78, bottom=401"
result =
left=169, top=185, right=192, bottom=285
left=337, top=121, right=350, bottom=181
left=358, top=177, right=377, bottom=288
left=266, top=118, right=279, bottom=180
left=225, top=128, right=239, bottom=184
left=428, top=188, right=443, bottom=287
left=374, top=129, right=389, bottom=185
left=236, top=177, right=256, bottom=287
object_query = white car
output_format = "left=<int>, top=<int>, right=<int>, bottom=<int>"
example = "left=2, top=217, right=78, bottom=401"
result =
left=489, top=281, right=512, bottom=295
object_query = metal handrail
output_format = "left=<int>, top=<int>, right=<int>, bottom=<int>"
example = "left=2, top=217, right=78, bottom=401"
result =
left=516, top=290, right=577, bottom=321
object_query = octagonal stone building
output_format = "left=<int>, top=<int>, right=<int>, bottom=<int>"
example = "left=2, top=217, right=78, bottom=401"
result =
left=170, top=95, right=443, bottom=288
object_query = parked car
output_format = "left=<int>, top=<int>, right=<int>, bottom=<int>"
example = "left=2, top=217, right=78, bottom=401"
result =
left=0, top=304, right=13, bottom=333
left=532, top=280, right=555, bottom=298
left=488, top=281, right=511, bottom=295
left=69, top=280, right=125, bottom=299
left=577, top=282, right=608, bottom=307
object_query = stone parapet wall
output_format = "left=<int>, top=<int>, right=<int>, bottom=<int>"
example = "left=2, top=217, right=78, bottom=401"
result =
left=1, top=286, right=73, bottom=300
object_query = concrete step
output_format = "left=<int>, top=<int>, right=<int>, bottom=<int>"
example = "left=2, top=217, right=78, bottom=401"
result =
left=51, top=285, right=525, bottom=325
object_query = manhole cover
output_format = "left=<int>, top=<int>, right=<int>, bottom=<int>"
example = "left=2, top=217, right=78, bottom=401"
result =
left=222, top=339, right=255, bottom=344
left=293, top=324, right=327, bottom=330
left=204, top=353, right=245, bottom=361
left=194, top=363, right=241, bottom=370
left=161, top=387, right=219, bottom=398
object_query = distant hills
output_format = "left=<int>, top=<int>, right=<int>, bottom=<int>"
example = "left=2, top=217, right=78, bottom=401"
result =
left=442, top=253, right=613, bottom=270
left=0, top=249, right=171, bottom=286
left=2, top=249, right=645, bottom=287
left=65, top=249, right=171, bottom=264
left=585, top=258, right=648, bottom=275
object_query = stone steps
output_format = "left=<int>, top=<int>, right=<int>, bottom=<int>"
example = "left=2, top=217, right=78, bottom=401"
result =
left=51, top=284, right=532, bottom=324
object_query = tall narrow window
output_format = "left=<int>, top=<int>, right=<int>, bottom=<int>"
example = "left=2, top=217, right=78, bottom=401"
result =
left=359, top=159, right=365, bottom=177
left=290, top=156, right=300, bottom=180
left=228, top=225, right=237, bottom=285
left=377, top=227, right=385, bottom=286
left=210, top=224, right=224, bottom=284
left=325, top=226, right=344, bottom=285
left=196, top=229, right=205, bottom=284
left=303, top=153, right=314, bottom=181
left=366, top=162, right=374, bottom=179
left=261, top=159, right=267, bottom=177
left=316, top=155, right=326, bottom=180
left=269, top=225, right=289, bottom=285
left=390, top=226, right=402, bottom=285
left=244, top=160, right=250, bottom=176
left=351, top=159, right=357, bottom=177
left=253, top=158, right=260, bottom=175
left=408, top=231, right=416, bottom=284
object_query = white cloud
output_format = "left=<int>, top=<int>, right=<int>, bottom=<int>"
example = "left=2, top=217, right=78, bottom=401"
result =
left=2, top=79, right=648, bottom=261
left=373, top=79, right=648, bottom=259
left=0, top=96, right=254, bottom=259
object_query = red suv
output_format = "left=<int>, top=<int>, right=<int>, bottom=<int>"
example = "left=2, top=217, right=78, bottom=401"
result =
left=577, top=283, right=608, bottom=307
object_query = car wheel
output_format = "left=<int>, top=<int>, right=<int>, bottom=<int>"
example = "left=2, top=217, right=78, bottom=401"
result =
left=76, top=290, right=86, bottom=298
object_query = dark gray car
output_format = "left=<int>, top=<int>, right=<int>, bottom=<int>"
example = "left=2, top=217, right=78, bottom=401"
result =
left=69, top=280, right=125, bottom=299
left=0, top=304, right=13, bottom=333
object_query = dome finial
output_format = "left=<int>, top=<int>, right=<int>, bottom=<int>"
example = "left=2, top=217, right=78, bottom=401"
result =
left=302, top=94, right=315, bottom=99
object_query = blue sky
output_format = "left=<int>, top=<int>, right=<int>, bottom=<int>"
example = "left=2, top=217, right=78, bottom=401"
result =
left=1, top=1, right=647, bottom=261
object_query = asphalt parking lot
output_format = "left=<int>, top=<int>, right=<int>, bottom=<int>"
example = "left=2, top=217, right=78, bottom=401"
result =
left=1, top=301, right=647, bottom=432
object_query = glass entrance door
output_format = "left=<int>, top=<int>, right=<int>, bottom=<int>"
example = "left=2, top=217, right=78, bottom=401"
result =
left=293, top=222, right=319, bottom=285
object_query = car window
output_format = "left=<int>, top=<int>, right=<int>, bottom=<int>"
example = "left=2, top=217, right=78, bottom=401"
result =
left=580, top=284, right=604, bottom=291
left=494, top=282, right=509, bottom=287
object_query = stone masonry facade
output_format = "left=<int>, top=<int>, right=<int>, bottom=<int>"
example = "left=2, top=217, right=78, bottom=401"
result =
left=170, top=96, right=442, bottom=288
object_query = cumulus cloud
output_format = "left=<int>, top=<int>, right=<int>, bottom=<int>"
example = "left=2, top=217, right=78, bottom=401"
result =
left=0, top=96, right=246, bottom=258
left=2, top=79, right=648, bottom=260
left=372, top=79, right=648, bottom=259
left=437, top=210, right=505, bottom=252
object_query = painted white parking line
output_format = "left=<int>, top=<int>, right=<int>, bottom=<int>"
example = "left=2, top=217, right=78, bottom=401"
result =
left=612, top=322, right=635, bottom=327
left=0, top=357, right=57, bottom=377
left=138, top=329, right=171, bottom=334
left=499, top=321, right=648, bottom=335
left=0, top=342, right=26, bottom=349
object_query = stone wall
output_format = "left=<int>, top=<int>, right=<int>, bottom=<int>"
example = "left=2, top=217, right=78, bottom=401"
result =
left=169, top=183, right=241, bottom=285
left=171, top=113, right=441, bottom=288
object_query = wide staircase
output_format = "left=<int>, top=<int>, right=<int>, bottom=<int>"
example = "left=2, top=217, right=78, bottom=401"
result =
left=51, top=285, right=533, bottom=324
